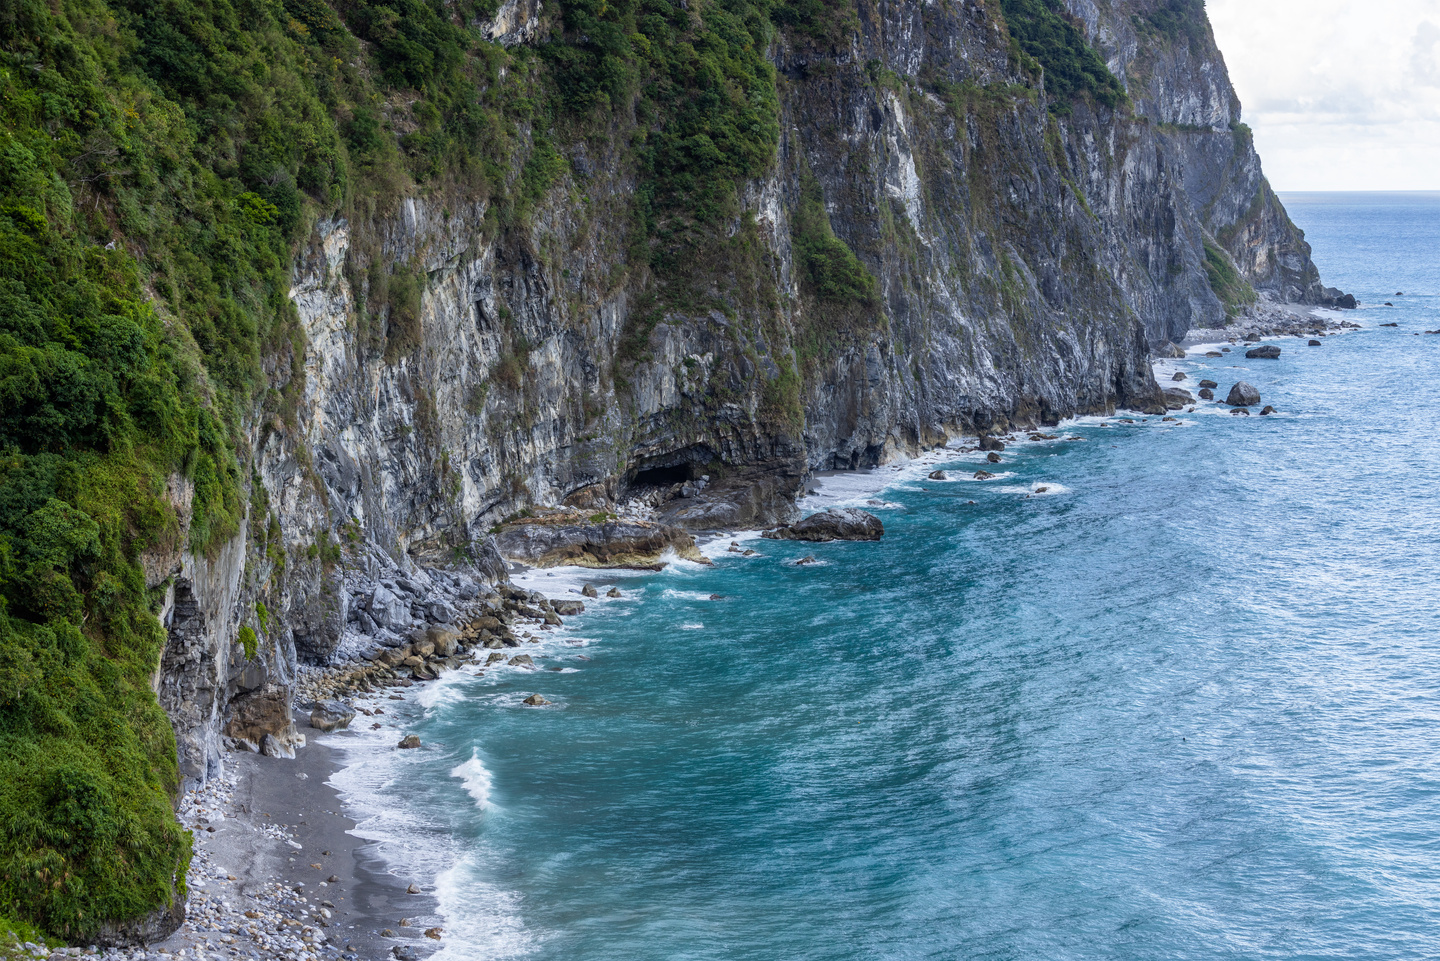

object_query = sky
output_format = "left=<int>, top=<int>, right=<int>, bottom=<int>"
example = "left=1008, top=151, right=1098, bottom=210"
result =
left=1207, top=0, right=1440, bottom=190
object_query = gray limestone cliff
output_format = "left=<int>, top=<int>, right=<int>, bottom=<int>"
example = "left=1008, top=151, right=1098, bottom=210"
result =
left=152, top=0, right=1331, bottom=792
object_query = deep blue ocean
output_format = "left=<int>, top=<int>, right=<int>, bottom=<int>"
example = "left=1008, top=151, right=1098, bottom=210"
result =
left=331, top=192, right=1440, bottom=960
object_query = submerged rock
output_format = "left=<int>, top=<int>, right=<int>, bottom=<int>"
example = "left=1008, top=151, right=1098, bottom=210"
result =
left=522, top=694, right=550, bottom=706
left=762, top=508, right=884, bottom=542
left=973, top=470, right=995, bottom=480
left=1226, top=382, right=1261, bottom=407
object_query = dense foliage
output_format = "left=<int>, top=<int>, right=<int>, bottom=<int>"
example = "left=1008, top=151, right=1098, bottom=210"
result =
left=999, top=0, right=1126, bottom=112
left=1202, top=239, right=1256, bottom=317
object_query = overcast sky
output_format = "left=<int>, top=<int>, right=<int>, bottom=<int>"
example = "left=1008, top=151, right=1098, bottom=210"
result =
left=1207, top=0, right=1440, bottom=190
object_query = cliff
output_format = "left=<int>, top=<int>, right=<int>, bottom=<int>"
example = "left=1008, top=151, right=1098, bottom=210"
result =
left=0, top=0, right=1334, bottom=941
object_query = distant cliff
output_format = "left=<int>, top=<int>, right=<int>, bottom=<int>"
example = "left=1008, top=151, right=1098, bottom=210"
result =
left=0, top=0, right=1332, bottom=941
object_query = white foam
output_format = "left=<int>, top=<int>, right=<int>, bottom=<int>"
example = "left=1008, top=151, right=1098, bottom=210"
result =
left=679, top=623, right=705, bottom=630
left=451, top=750, right=493, bottom=811
left=661, top=589, right=719, bottom=601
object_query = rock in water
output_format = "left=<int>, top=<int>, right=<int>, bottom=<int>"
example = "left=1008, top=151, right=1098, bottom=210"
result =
left=522, top=694, right=550, bottom=706
left=1198, top=388, right=1214, bottom=400
left=794, top=555, right=818, bottom=566
left=1226, top=382, right=1262, bottom=407
left=582, top=583, right=598, bottom=598
left=977, top=435, right=1006, bottom=452
left=762, top=508, right=884, bottom=542
left=1245, top=344, right=1282, bottom=359
left=1162, top=387, right=1194, bottom=409
left=1260, top=405, right=1277, bottom=415
left=928, top=470, right=947, bottom=480
left=508, top=654, right=534, bottom=667
left=606, top=587, right=622, bottom=598
left=1309, top=339, right=1322, bottom=346
left=973, top=470, right=995, bottom=480
left=1198, top=379, right=1218, bottom=389
left=986, top=452, right=1002, bottom=464
left=1171, top=371, right=1187, bottom=381
left=552, top=599, right=585, bottom=616
left=310, top=700, right=356, bottom=733
left=397, top=734, right=422, bottom=750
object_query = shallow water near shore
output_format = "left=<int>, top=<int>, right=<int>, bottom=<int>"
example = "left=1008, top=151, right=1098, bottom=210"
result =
left=333, top=193, right=1440, bottom=959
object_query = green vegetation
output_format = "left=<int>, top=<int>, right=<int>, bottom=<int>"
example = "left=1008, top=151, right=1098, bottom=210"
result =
left=0, top=0, right=872, bottom=938
left=1203, top=239, right=1257, bottom=317
left=999, top=0, right=1126, bottom=112
left=237, top=625, right=257, bottom=661
left=1131, top=0, right=1208, bottom=49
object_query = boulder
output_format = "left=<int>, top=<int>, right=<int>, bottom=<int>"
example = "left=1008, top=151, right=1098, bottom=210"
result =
left=1380, top=322, right=1398, bottom=327
left=310, top=700, right=356, bottom=733
left=522, top=694, right=550, bottom=706
left=582, top=583, right=599, bottom=598
left=928, top=470, right=947, bottom=480
left=1162, top=388, right=1194, bottom=410
left=762, top=508, right=884, bottom=542
left=1198, top=379, right=1218, bottom=389
left=973, top=470, right=995, bottom=480
left=986, top=452, right=1002, bottom=464
left=1309, top=339, right=1322, bottom=346
left=1156, top=341, right=1187, bottom=358
left=1230, top=407, right=1250, bottom=416
left=427, top=627, right=460, bottom=658
left=260, top=734, right=295, bottom=759
left=607, top=587, right=622, bottom=598
left=552, top=599, right=585, bottom=616
left=1205, top=351, right=1223, bottom=358
left=425, top=928, right=443, bottom=941
left=1226, top=382, right=1261, bottom=407
left=412, top=639, right=435, bottom=658
left=397, top=735, right=422, bottom=749
left=1260, top=405, right=1276, bottom=415
left=1245, top=344, right=1281, bottom=359
left=794, top=555, right=818, bottom=566
left=486, top=652, right=507, bottom=665
left=508, top=654, right=534, bottom=667
left=977, top=435, right=1006, bottom=452
left=1198, top=388, right=1214, bottom=400
left=1171, top=371, right=1187, bottom=381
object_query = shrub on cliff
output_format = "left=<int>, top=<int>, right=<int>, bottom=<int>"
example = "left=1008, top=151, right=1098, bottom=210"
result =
left=999, top=0, right=1126, bottom=112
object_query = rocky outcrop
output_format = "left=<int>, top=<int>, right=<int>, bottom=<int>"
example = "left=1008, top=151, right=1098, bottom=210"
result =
left=493, top=513, right=709, bottom=568
left=763, top=509, right=885, bottom=542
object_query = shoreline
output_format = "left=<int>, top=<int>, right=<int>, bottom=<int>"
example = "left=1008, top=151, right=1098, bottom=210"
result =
left=80, top=301, right=1364, bottom=961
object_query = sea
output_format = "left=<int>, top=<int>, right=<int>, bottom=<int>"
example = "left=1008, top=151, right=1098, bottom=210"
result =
left=328, top=192, right=1440, bottom=960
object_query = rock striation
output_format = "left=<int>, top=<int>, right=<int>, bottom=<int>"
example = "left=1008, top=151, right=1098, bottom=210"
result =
left=112, top=0, right=1338, bottom=942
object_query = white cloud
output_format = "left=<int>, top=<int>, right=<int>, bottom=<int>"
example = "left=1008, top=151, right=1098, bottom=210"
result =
left=1207, top=0, right=1440, bottom=189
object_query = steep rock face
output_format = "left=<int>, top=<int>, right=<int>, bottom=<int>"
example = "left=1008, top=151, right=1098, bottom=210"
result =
left=159, top=0, right=1327, bottom=803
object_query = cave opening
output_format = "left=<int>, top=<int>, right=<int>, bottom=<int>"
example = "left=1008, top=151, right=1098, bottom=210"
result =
left=629, top=463, right=693, bottom=488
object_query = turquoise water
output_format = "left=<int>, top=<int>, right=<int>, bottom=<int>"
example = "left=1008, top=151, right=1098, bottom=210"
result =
left=334, top=193, right=1440, bottom=960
